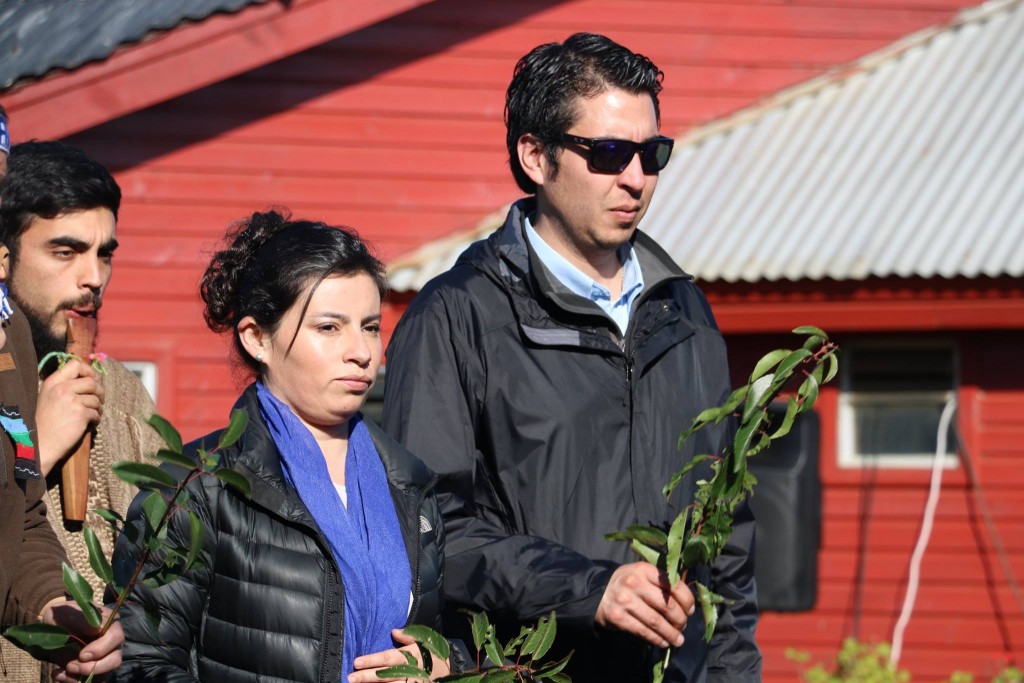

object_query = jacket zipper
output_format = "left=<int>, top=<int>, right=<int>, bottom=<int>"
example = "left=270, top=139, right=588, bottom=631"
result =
left=406, top=488, right=427, bottom=624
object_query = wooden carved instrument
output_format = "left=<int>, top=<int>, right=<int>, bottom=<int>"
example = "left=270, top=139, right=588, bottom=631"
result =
left=60, top=315, right=98, bottom=523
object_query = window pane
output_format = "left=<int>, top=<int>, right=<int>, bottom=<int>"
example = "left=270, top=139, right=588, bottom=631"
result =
left=854, top=402, right=957, bottom=456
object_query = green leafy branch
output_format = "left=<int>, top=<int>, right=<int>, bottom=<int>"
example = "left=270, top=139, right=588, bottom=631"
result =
left=607, top=326, right=839, bottom=683
left=376, top=611, right=572, bottom=682
left=3, top=410, right=251, bottom=681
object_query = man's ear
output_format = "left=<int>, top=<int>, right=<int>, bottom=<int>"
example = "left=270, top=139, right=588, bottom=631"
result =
left=517, top=133, right=549, bottom=188
left=237, top=316, right=268, bottom=363
left=0, top=244, right=10, bottom=282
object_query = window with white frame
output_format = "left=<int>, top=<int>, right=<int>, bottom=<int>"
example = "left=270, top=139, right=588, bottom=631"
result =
left=122, top=361, right=158, bottom=404
left=838, top=342, right=958, bottom=468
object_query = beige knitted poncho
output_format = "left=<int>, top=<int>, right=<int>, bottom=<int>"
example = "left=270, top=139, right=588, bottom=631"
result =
left=3, top=358, right=165, bottom=682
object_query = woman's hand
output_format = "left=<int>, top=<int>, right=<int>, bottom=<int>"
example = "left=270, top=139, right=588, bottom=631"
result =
left=349, top=628, right=451, bottom=682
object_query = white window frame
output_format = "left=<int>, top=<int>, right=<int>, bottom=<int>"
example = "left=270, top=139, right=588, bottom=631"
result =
left=837, top=340, right=958, bottom=469
left=121, top=361, right=159, bottom=404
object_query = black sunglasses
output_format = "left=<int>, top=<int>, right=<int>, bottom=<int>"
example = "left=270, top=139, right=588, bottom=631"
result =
left=559, top=133, right=674, bottom=174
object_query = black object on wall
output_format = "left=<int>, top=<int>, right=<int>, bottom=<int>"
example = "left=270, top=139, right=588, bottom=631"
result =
left=746, top=404, right=821, bottom=612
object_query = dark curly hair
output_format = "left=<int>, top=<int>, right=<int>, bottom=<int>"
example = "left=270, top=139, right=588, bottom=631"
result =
left=200, top=209, right=387, bottom=378
left=505, top=33, right=664, bottom=194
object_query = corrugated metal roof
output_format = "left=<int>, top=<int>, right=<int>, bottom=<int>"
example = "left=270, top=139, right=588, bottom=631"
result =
left=388, top=0, right=1024, bottom=290
left=0, top=0, right=267, bottom=90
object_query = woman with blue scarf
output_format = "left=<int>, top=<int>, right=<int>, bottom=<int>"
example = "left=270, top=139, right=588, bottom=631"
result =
left=112, top=211, right=457, bottom=682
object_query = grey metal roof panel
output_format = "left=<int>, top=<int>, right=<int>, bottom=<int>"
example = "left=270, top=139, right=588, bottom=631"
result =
left=640, top=0, right=1024, bottom=283
left=0, top=0, right=266, bottom=90
left=388, top=0, right=1024, bottom=290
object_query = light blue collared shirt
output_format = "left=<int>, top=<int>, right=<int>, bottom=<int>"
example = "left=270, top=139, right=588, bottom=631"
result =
left=524, top=216, right=645, bottom=336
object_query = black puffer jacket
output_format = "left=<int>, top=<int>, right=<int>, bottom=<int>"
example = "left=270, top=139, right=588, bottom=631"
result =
left=383, top=199, right=761, bottom=682
left=111, top=386, right=444, bottom=682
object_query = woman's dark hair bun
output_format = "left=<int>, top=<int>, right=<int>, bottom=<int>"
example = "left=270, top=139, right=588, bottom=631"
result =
left=200, top=209, right=291, bottom=333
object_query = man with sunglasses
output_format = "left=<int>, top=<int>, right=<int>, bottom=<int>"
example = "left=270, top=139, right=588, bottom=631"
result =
left=383, top=33, right=761, bottom=682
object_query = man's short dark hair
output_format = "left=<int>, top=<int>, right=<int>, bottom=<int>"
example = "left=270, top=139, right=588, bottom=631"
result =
left=504, top=32, right=664, bottom=194
left=0, top=141, right=121, bottom=258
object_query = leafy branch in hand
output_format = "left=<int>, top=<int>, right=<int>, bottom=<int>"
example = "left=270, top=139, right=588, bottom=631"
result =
left=607, top=326, right=839, bottom=683
left=3, top=411, right=251, bottom=680
left=376, top=611, right=572, bottom=682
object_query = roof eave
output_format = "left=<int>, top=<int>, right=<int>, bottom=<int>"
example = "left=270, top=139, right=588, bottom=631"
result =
left=2, top=0, right=437, bottom=141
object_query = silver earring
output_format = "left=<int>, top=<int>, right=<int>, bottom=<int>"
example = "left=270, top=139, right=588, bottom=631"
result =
left=255, top=354, right=263, bottom=363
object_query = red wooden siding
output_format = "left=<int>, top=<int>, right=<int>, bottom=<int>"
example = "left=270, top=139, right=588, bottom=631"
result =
left=726, top=330, right=1024, bottom=681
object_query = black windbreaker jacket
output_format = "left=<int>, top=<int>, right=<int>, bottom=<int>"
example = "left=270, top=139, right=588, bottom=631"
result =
left=382, top=199, right=761, bottom=682
left=111, top=386, right=445, bottom=682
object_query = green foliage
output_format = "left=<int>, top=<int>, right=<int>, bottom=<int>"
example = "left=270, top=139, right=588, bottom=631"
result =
left=793, top=640, right=910, bottom=683
left=376, top=611, right=572, bottom=682
left=3, top=410, right=251, bottom=669
left=609, top=327, right=840, bottom=683
left=789, top=640, right=1021, bottom=683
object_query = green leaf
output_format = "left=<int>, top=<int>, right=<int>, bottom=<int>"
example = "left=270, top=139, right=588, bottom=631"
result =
left=2, top=623, right=72, bottom=650
left=798, top=374, right=820, bottom=411
left=83, top=526, right=113, bottom=585
left=534, top=651, right=573, bottom=677
left=403, top=624, right=451, bottom=662
left=437, top=674, right=485, bottom=683
left=695, top=582, right=726, bottom=643
left=682, top=535, right=711, bottom=567
left=62, top=563, right=101, bottom=629
left=720, top=386, right=749, bottom=416
left=546, top=674, right=572, bottom=683
left=483, top=624, right=504, bottom=670
left=824, top=352, right=839, bottom=383
left=803, top=334, right=826, bottom=352
left=482, top=670, right=519, bottom=682
left=731, top=420, right=759, bottom=467
left=662, top=455, right=710, bottom=500
left=604, top=525, right=667, bottom=548
left=665, top=508, right=689, bottom=585
left=218, top=409, right=249, bottom=450
left=376, top=664, right=430, bottom=679
left=630, top=538, right=662, bottom=566
left=111, top=461, right=176, bottom=491
left=769, top=397, right=800, bottom=441
left=741, top=373, right=774, bottom=422
left=147, top=413, right=182, bottom=453
left=93, top=508, right=124, bottom=527
left=141, top=491, right=169, bottom=535
left=503, top=627, right=530, bottom=657
left=749, top=349, right=788, bottom=383
left=464, top=610, right=489, bottom=653
left=792, top=325, right=827, bottom=339
left=187, top=511, right=205, bottom=571
left=531, top=611, right=558, bottom=661
left=152, top=448, right=197, bottom=470
left=651, top=656, right=666, bottom=683
left=773, top=349, right=812, bottom=389
left=214, top=469, right=252, bottom=499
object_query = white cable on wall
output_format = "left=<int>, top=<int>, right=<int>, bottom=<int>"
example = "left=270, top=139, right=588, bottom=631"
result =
left=889, top=397, right=958, bottom=668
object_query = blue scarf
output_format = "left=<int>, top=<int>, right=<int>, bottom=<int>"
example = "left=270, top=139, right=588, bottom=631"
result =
left=256, top=383, right=411, bottom=679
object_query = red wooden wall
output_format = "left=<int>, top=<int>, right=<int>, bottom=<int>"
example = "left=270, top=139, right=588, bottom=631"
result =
left=725, top=329, right=1024, bottom=681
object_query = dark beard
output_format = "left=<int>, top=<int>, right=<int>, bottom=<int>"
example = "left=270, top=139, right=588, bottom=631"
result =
left=22, top=305, right=68, bottom=359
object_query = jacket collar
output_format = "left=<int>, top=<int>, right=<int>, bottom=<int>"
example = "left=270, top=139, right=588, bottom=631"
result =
left=456, top=198, right=695, bottom=349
